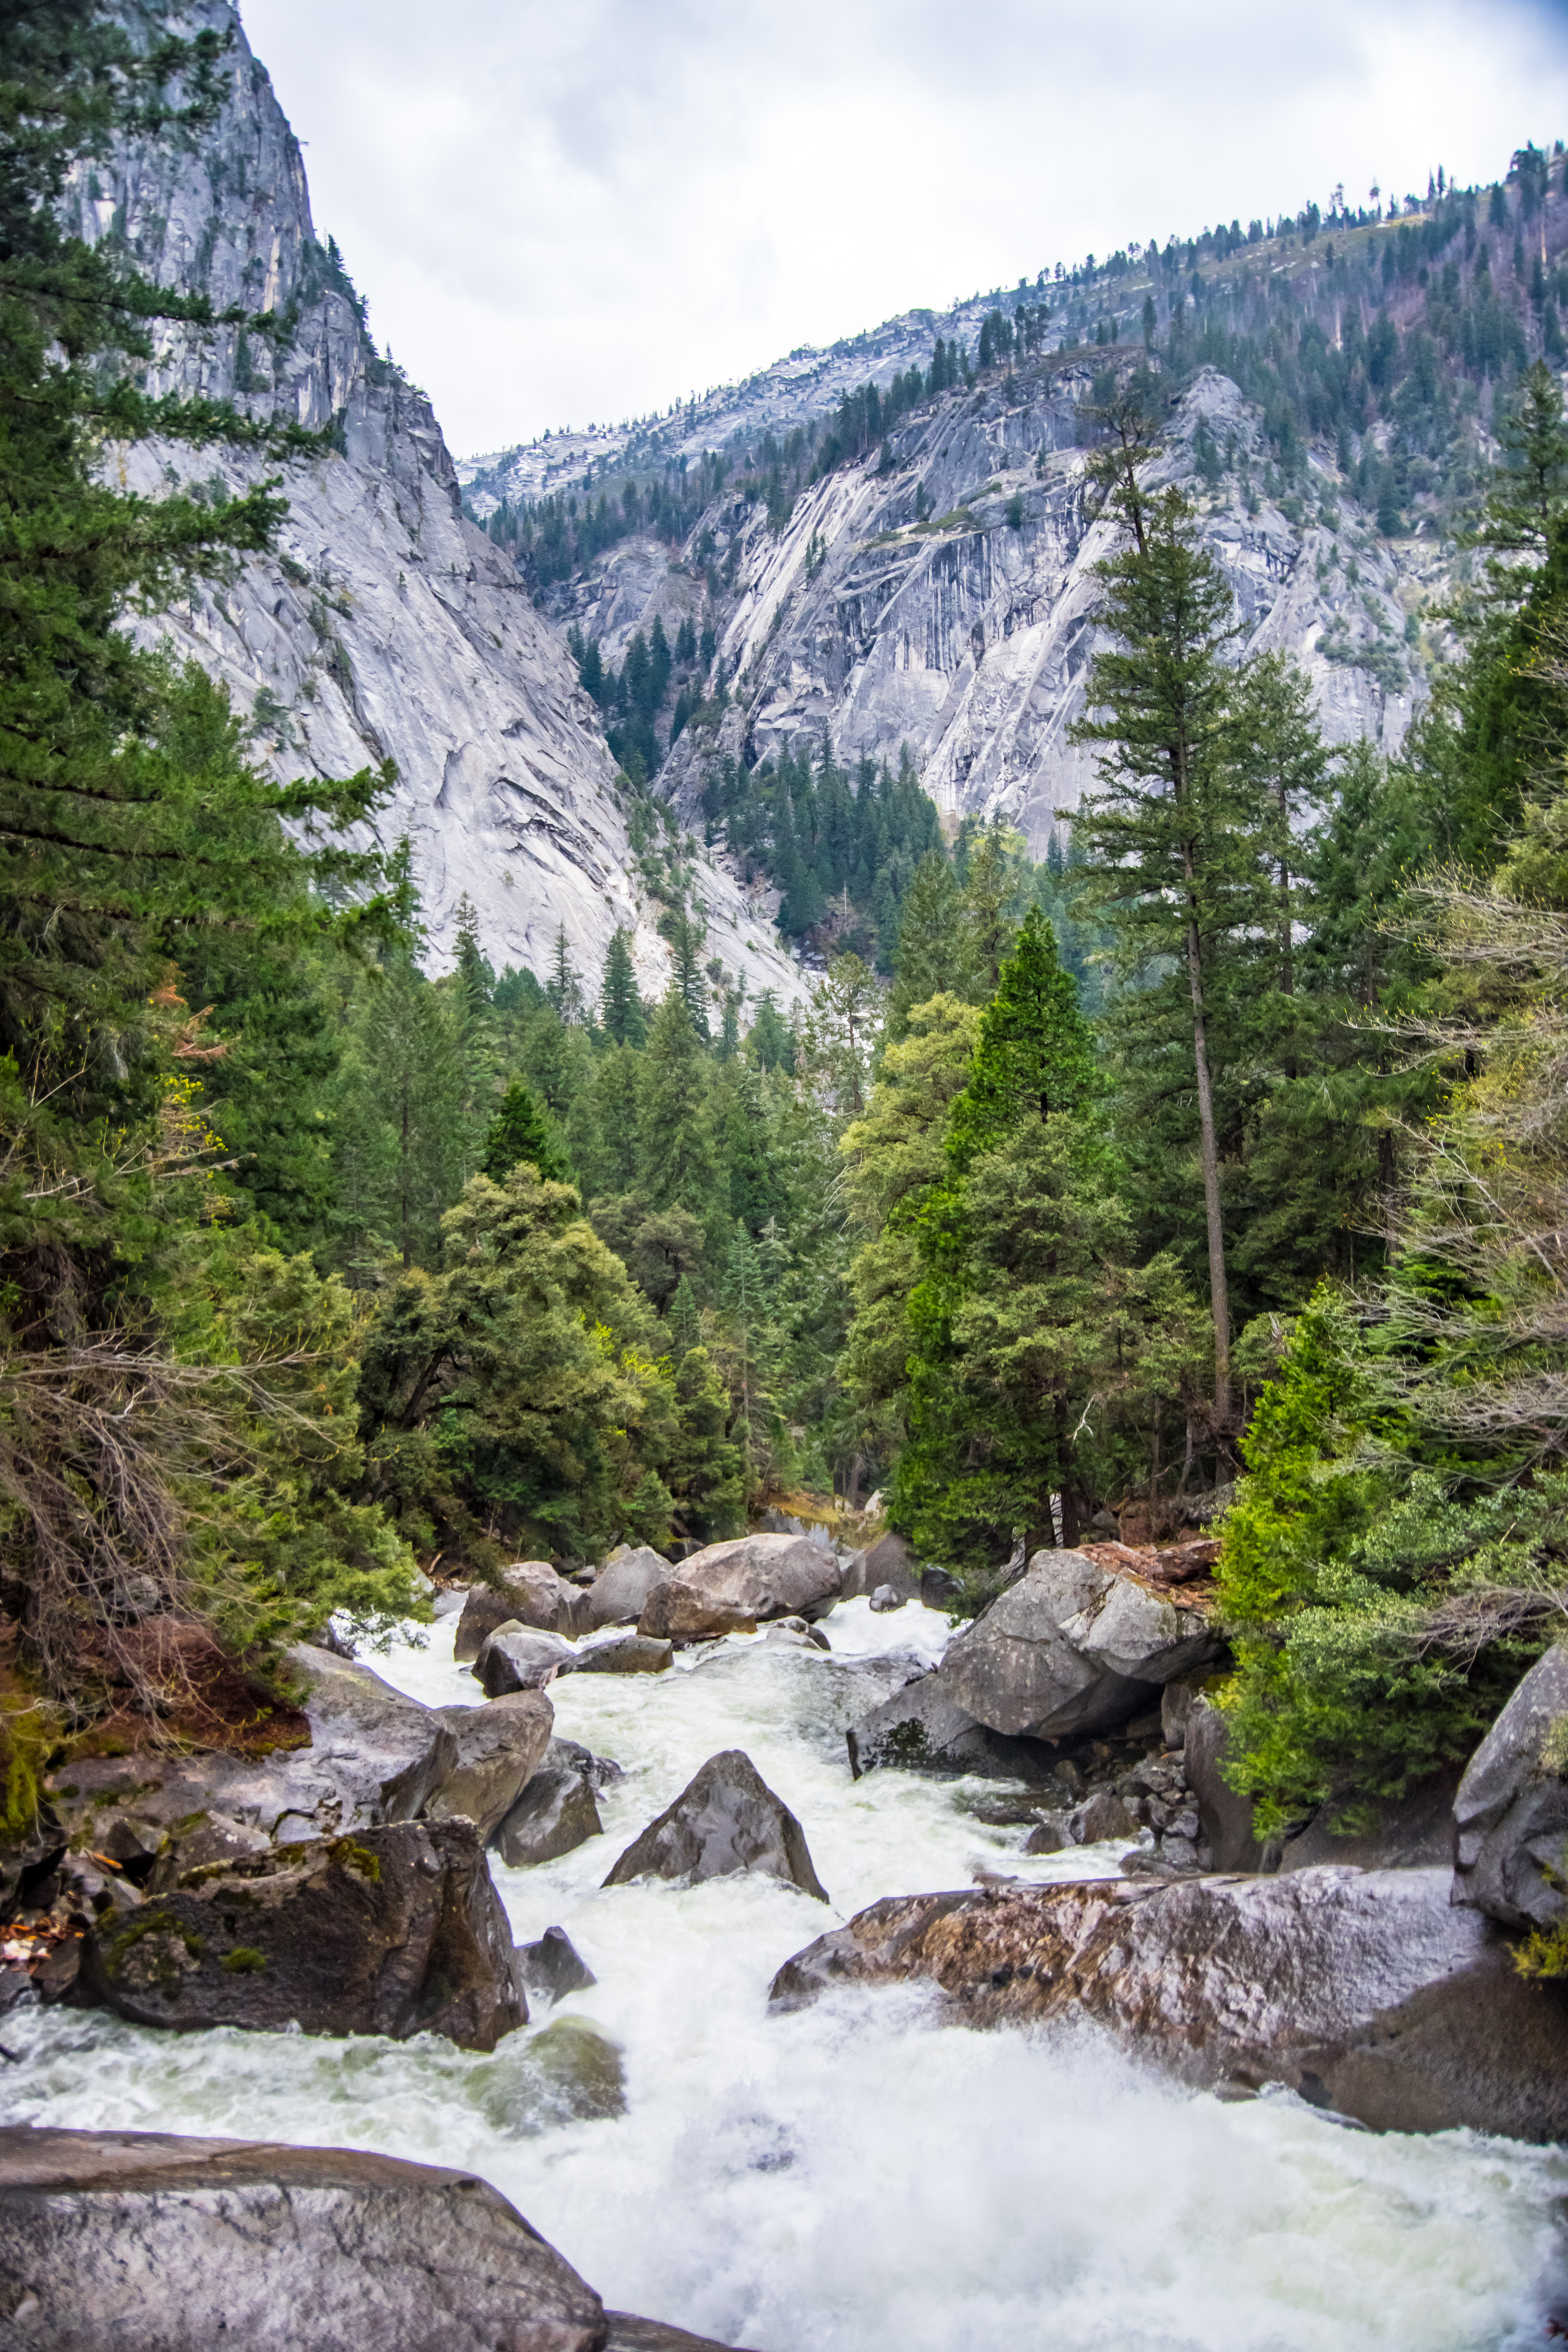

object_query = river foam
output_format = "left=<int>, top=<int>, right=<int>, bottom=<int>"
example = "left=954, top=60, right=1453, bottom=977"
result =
left=2, top=1602, right=1563, bottom=2350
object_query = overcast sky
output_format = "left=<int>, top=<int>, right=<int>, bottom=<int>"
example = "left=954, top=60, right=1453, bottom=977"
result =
left=239, top=0, right=1568, bottom=459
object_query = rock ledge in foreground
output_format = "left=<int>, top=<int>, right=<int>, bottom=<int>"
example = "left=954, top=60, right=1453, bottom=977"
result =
left=0, top=2127, right=752, bottom=2351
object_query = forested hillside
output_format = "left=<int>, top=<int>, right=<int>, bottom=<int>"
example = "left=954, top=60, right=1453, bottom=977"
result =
left=5, top=0, right=1568, bottom=1906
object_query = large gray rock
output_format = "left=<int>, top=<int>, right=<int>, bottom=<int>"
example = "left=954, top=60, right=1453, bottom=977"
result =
left=495, top=1561, right=590, bottom=1639
left=1453, top=1644, right=1568, bottom=1931
left=285, top=1645, right=457, bottom=1826
left=846, top=1671, right=1058, bottom=1783
left=770, top=1866, right=1568, bottom=2141
left=560, top=1635, right=672, bottom=1677
left=474, top=1625, right=575, bottom=1696
left=50, top=1651, right=459, bottom=1871
left=493, top=1754, right=604, bottom=1869
left=453, top=1585, right=520, bottom=1664
left=0, top=2128, right=750, bottom=2350
left=675, top=1533, right=840, bottom=1622
left=938, top=1550, right=1221, bottom=1741
left=586, top=1545, right=673, bottom=1628
left=454, top=1564, right=587, bottom=1661
left=80, top=1820, right=525, bottom=2050
left=839, top=1531, right=922, bottom=1604
left=1277, top=1766, right=1462, bottom=1876
left=637, top=1579, right=755, bottom=1642
left=427, top=1692, right=555, bottom=1840
left=1181, top=1696, right=1265, bottom=1872
left=603, top=1749, right=829, bottom=1902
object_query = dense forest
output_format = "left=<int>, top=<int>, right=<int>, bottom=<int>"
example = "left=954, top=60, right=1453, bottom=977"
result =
left=5, top=4, right=1568, bottom=1896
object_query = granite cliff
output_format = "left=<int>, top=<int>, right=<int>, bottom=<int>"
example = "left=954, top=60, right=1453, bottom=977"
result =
left=76, top=0, right=805, bottom=1007
left=564, top=361, right=1426, bottom=853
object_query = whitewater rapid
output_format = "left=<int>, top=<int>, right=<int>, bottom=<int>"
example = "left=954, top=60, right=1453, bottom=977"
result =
left=2, top=1601, right=1563, bottom=2350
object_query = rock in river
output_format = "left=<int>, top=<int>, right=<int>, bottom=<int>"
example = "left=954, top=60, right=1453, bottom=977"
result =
left=286, top=1642, right=458, bottom=1825
left=474, top=1625, right=575, bottom=1696
left=49, top=1647, right=459, bottom=1872
left=769, top=1864, right=1568, bottom=2141
left=494, top=1744, right=604, bottom=1867
left=1452, top=1642, right=1568, bottom=1932
left=938, top=1549, right=1222, bottom=1741
left=0, top=2127, right=755, bottom=2351
left=561, top=1635, right=673, bottom=1677
left=846, top=1670, right=1059, bottom=1783
left=838, top=1531, right=923, bottom=1604
left=517, top=1924, right=597, bottom=2003
left=426, top=1692, right=555, bottom=1841
left=454, top=1565, right=588, bottom=1660
left=586, top=1544, right=674, bottom=1628
left=637, top=1578, right=756, bottom=1642
left=1179, top=1697, right=1264, bottom=1872
left=496, top=1559, right=592, bottom=1638
left=604, top=1749, right=829, bottom=1902
left=80, top=1819, right=525, bottom=2050
left=675, top=1533, right=840, bottom=1622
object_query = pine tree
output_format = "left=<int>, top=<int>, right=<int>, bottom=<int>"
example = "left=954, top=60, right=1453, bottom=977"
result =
left=452, top=893, right=495, bottom=1017
left=359, top=1165, right=671, bottom=1561
left=639, top=989, right=720, bottom=1220
left=600, top=925, right=647, bottom=1045
left=798, top=953, right=881, bottom=1116
left=946, top=907, right=1096, bottom=1170
left=888, top=852, right=971, bottom=1036
left=665, top=1345, right=747, bottom=1538
left=346, top=961, right=467, bottom=1269
left=482, top=1078, right=564, bottom=1185
left=745, top=991, right=793, bottom=1072
left=545, top=926, right=586, bottom=1023
left=667, top=1272, right=702, bottom=1355
left=959, top=823, right=1022, bottom=993
left=1070, top=446, right=1254, bottom=1427
left=1228, top=653, right=1330, bottom=1003
left=664, top=907, right=711, bottom=1040
left=1417, top=361, right=1568, bottom=863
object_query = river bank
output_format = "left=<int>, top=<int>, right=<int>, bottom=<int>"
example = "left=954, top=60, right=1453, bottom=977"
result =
left=2, top=1604, right=1563, bottom=2350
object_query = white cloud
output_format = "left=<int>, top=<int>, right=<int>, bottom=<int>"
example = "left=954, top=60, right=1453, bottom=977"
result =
left=237, top=0, right=1568, bottom=454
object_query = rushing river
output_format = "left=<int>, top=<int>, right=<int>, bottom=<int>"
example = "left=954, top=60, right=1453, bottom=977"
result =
left=2, top=1600, right=1564, bottom=2350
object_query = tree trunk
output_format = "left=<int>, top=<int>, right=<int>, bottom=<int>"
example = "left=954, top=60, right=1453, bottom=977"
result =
left=1183, top=907, right=1232, bottom=1428
left=400, top=1080, right=413, bottom=1270
left=1276, top=777, right=1294, bottom=996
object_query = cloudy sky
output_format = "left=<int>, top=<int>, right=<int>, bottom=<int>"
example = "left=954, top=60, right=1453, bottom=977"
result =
left=240, top=0, right=1568, bottom=459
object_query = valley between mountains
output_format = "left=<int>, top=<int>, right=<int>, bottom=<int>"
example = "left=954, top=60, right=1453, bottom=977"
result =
left=6, top=4, right=1568, bottom=2347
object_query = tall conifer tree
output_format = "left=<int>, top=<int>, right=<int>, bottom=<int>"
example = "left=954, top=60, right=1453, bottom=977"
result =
left=1070, top=411, right=1254, bottom=1427
left=600, top=926, right=647, bottom=1045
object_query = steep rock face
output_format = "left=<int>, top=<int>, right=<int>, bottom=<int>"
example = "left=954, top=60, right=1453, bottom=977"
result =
left=626, top=366, right=1424, bottom=853
left=77, top=1, right=804, bottom=1007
